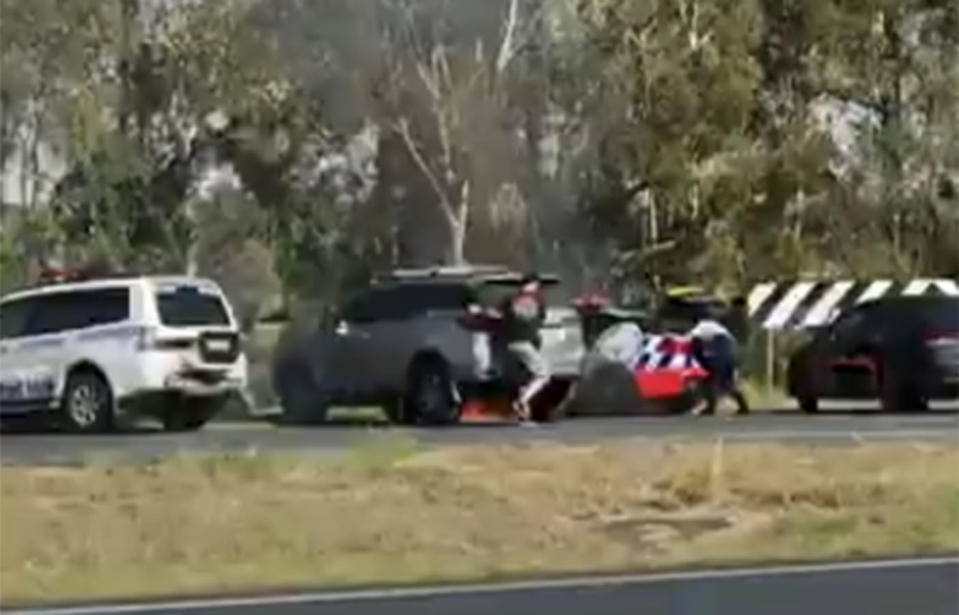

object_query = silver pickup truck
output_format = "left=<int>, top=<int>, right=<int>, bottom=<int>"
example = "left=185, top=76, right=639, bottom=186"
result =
left=272, top=266, right=584, bottom=425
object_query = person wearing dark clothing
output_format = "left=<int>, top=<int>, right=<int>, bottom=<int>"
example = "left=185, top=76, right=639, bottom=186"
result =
left=499, top=274, right=549, bottom=423
left=689, top=318, right=750, bottom=415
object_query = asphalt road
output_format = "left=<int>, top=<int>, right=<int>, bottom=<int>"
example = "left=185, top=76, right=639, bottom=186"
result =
left=7, top=557, right=958, bottom=615
left=1, top=410, right=957, bottom=465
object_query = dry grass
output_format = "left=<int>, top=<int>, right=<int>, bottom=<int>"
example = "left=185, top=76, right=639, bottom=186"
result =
left=2, top=439, right=957, bottom=605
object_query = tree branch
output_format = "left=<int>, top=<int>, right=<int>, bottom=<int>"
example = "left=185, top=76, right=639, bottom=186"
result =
left=394, top=117, right=458, bottom=227
left=495, top=0, right=519, bottom=74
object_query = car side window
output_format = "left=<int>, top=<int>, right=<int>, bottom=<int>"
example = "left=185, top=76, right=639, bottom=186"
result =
left=0, top=298, right=34, bottom=340
left=342, top=289, right=385, bottom=324
left=24, top=294, right=72, bottom=336
left=73, top=288, right=130, bottom=329
left=21, top=289, right=131, bottom=337
left=391, top=284, right=469, bottom=320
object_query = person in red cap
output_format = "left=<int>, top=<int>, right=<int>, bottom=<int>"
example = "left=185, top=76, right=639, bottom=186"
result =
left=499, top=273, right=549, bottom=424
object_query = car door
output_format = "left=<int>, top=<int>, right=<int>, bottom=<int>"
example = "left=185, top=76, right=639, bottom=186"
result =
left=0, top=294, right=68, bottom=409
left=0, top=296, right=45, bottom=409
left=324, top=289, right=386, bottom=401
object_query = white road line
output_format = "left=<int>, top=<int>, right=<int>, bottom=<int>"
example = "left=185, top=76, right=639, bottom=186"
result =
left=717, top=429, right=957, bottom=441
left=7, top=556, right=958, bottom=614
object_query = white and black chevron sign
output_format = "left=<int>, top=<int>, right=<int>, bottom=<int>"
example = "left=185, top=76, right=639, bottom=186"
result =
left=747, top=278, right=959, bottom=330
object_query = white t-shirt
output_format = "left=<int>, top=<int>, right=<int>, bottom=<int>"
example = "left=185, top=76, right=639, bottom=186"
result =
left=688, top=319, right=733, bottom=340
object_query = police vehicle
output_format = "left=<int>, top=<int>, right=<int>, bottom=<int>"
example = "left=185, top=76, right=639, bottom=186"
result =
left=0, top=270, right=248, bottom=432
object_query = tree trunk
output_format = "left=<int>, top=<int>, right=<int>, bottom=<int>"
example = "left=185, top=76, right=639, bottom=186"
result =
left=445, top=180, right=469, bottom=265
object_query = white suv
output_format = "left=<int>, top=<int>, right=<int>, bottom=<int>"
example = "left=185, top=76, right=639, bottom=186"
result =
left=0, top=275, right=248, bottom=432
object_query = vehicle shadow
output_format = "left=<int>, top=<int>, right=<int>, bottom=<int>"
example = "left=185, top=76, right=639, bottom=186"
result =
left=0, top=414, right=165, bottom=436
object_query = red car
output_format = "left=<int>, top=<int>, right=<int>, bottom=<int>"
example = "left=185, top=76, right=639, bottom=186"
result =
left=565, top=325, right=709, bottom=416
left=634, top=333, right=709, bottom=408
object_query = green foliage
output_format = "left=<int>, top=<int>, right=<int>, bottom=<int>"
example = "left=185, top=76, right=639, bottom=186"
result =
left=1, top=0, right=955, bottom=303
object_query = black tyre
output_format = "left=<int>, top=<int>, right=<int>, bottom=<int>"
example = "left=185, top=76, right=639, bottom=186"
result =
left=61, top=370, right=114, bottom=433
left=530, top=379, right=573, bottom=423
left=880, top=378, right=927, bottom=413
left=572, top=360, right=643, bottom=415
left=405, top=358, right=460, bottom=425
left=798, top=396, right=819, bottom=414
left=381, top=397, right=407, bottom=425
left=276, top=363, right=327, bottom=425
left=163, top=397, right=224, bottom=432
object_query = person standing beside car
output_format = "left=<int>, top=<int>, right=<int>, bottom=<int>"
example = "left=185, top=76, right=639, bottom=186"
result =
left=498, top=273, right=550, bottom=424
left=688, top=314, right=750, bottom=415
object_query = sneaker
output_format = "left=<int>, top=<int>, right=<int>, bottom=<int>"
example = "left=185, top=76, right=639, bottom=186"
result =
left=512, top=400, right=531, bottom=422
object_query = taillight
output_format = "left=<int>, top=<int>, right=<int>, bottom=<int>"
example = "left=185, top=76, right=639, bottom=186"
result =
left=135, top=326, right=157, bottom=351
left=923, top=330, right=959, bottom=344
left=135, top=327, right=193, bottom=351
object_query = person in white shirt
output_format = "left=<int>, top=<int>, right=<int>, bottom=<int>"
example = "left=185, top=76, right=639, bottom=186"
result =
left=688, top=316, right=750, bottom=415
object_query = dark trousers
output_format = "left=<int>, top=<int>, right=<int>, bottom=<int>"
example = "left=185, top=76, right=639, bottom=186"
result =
left=693, top=338, right=750, bottom=415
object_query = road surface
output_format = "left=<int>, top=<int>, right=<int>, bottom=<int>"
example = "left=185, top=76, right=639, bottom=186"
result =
left=6, top=557, right=958, bottom=615
left=2, top=410, right=956, bottom=465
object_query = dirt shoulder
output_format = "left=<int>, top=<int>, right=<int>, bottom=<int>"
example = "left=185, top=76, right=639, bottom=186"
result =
left=2, top=438, right=957, bottom=605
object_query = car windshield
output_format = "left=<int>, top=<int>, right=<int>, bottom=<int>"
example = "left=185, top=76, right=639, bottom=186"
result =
left=155, top=287, right=230, bottom=327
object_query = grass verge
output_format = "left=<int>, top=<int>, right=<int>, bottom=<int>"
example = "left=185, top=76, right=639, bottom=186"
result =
left=2, top=439, right=957, bottom=605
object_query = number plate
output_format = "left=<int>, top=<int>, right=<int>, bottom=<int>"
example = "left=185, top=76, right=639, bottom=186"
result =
left=205, top=339, right=231, bottom=353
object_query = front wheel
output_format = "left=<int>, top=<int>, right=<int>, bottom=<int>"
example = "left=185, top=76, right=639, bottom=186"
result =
left=405, top=358, right=460, bottom=425
left=61, top=370, right=114, bottom=433
left=798, top=396, right=819, bottom=414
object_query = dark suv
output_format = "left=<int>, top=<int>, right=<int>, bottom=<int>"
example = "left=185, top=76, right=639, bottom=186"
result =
left=272, top=266, right=584, bottom=424
left=787, top=295, right=959, bottom=412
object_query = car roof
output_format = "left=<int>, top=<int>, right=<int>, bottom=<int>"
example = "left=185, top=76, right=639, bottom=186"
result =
left=859, top=294, right=958, bottom=309
left=374, top=266, right=560, bottom=286
left=0, top=275, right=220, bottom=304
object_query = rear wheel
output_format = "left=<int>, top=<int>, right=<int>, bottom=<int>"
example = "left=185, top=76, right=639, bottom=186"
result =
left=570, top=361, right=643, bottom=416
left=61, top=370, right=114, bottom=433
left=880, top=378, right=927, bottom=413
left=798, top=396, right=819, bottom=414
left=405, top=358, right=460, bottom=425
left=381, top=397, right=407, bottom=425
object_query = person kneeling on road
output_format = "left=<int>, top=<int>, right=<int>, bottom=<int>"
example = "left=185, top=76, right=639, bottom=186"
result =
left=688, top=316, right=750, bottom=415
left=499, top=274, right=550, bottom=425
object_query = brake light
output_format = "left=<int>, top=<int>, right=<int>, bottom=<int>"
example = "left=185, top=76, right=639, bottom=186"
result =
left=923, top=330, right=959, bottom=344
left=136, top=326, right=157, bottom=351
left=135, top=327, right=194, bottom=351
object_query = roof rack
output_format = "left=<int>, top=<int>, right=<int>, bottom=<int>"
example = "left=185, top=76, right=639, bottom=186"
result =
left=36, top=265, right=143, bottom=286
left=375, top=264, right=512, bottom=282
